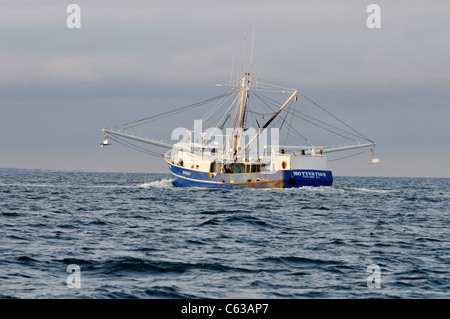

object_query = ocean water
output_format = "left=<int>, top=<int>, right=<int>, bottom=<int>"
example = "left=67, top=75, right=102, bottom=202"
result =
left=0, top=170, right=448, bottom=299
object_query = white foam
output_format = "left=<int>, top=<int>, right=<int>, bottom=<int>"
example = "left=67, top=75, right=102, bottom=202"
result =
left=137, top=178, right=175, bottom=189
left=334, top=186, right=396, bottom=194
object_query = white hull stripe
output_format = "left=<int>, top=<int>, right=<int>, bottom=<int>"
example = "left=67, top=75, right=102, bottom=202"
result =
left=170, top=171, right=225, bottom=185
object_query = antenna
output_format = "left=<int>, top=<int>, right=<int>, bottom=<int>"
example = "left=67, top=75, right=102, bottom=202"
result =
left=240, top=37, right=246, bottom=79
left=250, top=25, right=255, bottom=80
left=229, top=54, right=235, bottom=86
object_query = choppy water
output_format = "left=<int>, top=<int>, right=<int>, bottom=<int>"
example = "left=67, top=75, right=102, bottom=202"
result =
left=0, top=170, right=449, bottom=299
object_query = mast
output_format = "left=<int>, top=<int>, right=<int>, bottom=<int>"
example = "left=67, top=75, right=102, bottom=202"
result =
left=238, top=76, right=249, bottom=129
left=233, top=76, right=249, bottom=158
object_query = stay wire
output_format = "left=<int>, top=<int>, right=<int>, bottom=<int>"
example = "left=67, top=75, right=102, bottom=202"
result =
left=327, top=150, right=368, bottom=162
left=284, top=109, right=359, bottom=143
left=251, top=92, right=312, bottom=145
left=258, top=92, right=365, bottom=142
left=284, top=99, right=296, bottom=145
left=106, top=134, right=165, bottom=158
left=116, top=91, right=236, bottom=130
left=301, top=94, right=372, bottom=142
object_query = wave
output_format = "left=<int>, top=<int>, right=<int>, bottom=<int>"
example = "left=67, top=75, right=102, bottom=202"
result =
left=17, top=256, right=39, bottom=263
left=59, top=257, right=257, bottom=276
left=0, top=183, right=54, bottom=188
left=261, top=256, right=344, bottom=266
left=300, top=185, right=395, bottom=194
left=342, top=187, right=394, bottom=194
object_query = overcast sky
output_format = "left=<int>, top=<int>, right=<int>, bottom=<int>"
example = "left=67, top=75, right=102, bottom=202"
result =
left=1, top=0, right=449, bottom=177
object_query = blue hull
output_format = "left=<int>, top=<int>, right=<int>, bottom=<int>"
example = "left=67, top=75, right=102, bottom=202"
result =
left=168, top=163, right=332, bottom=189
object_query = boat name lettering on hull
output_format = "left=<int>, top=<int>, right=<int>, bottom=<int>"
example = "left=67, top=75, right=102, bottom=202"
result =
left=293, top=171, right=327, bottom=178
left=182, top=171, right=191, bottom=176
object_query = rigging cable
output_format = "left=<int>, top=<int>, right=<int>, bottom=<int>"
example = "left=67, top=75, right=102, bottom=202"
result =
left=278, top=98, right=295, bottom=134
left=284, top=109, right=359, bottom=142
left=327, top=150, right=368, bottom=162
left=116, top=91, right=236, bottom=130
left=284, top=98, right=296, bottom=145
left=197, top=88, right=240, bottom=134
left=257, top=92, right=366, bottom=143
left=197, top=88, right=238, bottom=129
left=106, top=134, right=165, bottom=158
left=251, top=92, right=313, bottom=146
left=288, top=108, right=364, bottom=141
left=301, top=94, right=373, bottom=142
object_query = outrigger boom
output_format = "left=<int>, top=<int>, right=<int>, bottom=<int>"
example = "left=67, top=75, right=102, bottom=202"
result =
left=280, top=142, right=376, bottom=155
left=102, top=128, right=173, bottom=150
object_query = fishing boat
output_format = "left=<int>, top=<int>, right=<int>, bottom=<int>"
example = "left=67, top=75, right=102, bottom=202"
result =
left=101, top=43, right=378, bottom=189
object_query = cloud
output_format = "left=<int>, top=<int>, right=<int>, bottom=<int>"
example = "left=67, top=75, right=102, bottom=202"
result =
left=2, top=1, right=449, bottom=89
